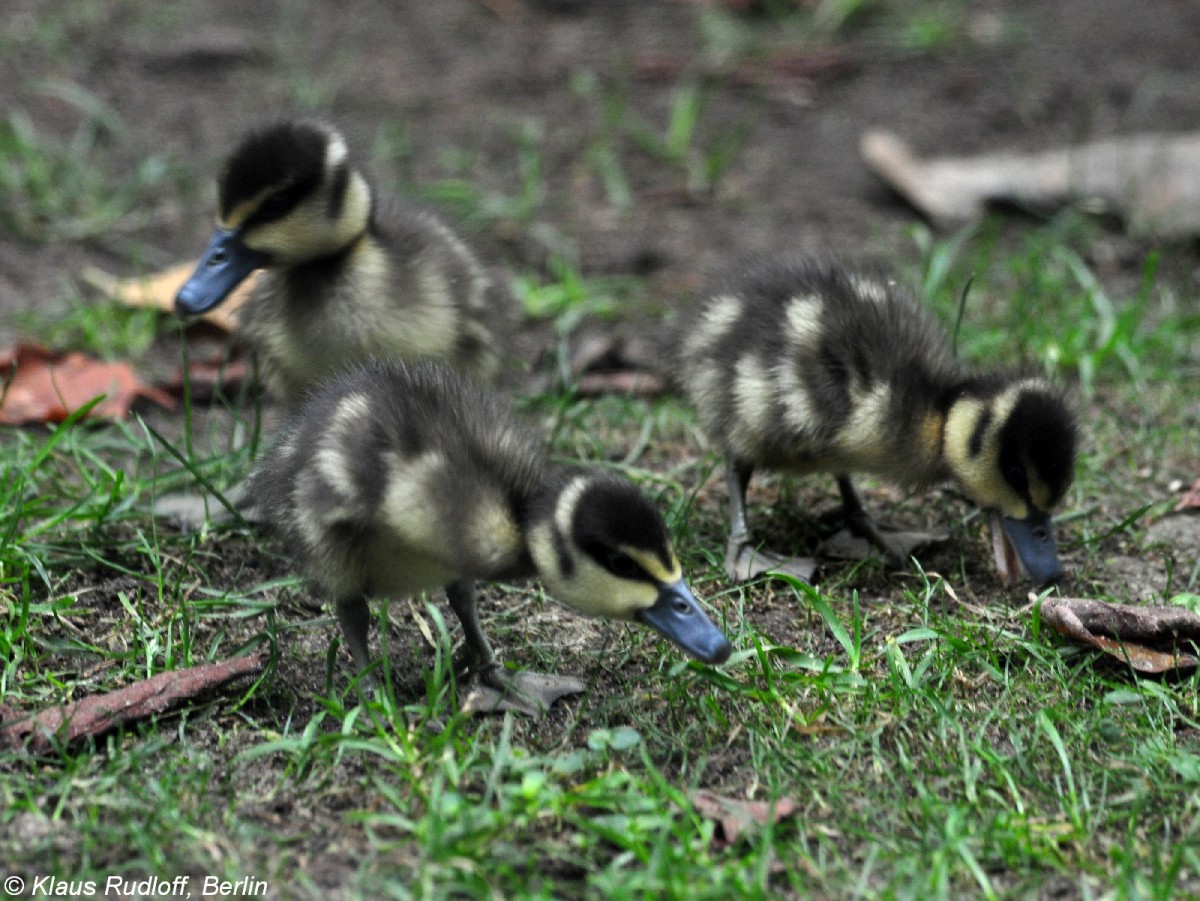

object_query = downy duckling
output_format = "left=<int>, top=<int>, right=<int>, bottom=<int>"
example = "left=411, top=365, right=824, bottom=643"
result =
left=175, top=119, right=510, bottom=401
left=676, top=258, right=1078, bottom=586
left=247, top=359, right=732, bottom=715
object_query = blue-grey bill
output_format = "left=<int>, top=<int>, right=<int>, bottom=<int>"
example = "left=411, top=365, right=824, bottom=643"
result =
left=995, top=510, right=1062, bottom=586
left=175, top=228, right=269, bottom=316
left=637, top=580, right=732, bottom=665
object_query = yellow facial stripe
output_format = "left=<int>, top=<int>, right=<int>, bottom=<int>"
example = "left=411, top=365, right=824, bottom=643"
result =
left=625, top=547, right=681, bottom=584
left=1027, top=470, right=1052, bottom=512
left=218, top=187, right=277, bottom=230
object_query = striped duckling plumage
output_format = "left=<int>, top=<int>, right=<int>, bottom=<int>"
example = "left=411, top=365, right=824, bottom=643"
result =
left=176, top=119, right=510, bottom=401
left=677, top=258, right=1078, bottom=586
left=247, top=359, right=731, bottom=715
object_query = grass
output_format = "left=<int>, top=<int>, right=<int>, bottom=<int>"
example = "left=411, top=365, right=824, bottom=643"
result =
left=3, top=3, right=1200, bottom=898
left=571, top=70, right=755, bottom=203
left=4, top=234, right=1199, bottom=894
left=0, top=86, right=175, bottom=245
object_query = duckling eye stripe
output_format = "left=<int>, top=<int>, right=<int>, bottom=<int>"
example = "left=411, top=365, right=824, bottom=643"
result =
left=626, top=548, right=680, bottom=584
left=237, top=176, right=319, bottom=231
left=327, top=162, right=349, bottom=220
left=552, top=525, right=574, bottom=579
left=968, top=406, right=992, bottom=458
left=221, top=188, right=275, bottom=230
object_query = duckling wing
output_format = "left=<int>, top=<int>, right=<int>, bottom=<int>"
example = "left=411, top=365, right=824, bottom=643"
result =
left=249, top=361, right=540, bottom=599
left=375, top=208, right=514, bottom=384
left=678, top=259, right=961, bottom=484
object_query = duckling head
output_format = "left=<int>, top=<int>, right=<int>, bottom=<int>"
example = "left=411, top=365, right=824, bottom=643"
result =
left=944, top=379, right=1078, bottom=585
left=528, top=473, right=732, bottom=665
left=176, top=120, right=372, bottom=316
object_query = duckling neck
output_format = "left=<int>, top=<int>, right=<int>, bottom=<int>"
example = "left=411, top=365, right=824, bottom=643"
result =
left=277, top=229, right=375, bottom=295
left=942, top=383, right=1006, bottom=493
left=520, top=470, right=586, bottom=594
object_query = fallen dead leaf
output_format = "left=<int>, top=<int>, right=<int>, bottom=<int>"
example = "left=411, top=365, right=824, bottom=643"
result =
left=862, top=129, right=1200, bottom=237
left=0, top=344, right=175, bottom=425
left=82, top=262, right=259, bottom=333
left=574, top=370, right=665, bottom=396
left=1176, top=477, right=1200, bottom=512
left=135, top=28, right=267, bottom=72
left=0, top=651, right=268, bottom=754
left=1040, top=596, right=1200, bottom=674
left=691, top=790, right=799, bottom=850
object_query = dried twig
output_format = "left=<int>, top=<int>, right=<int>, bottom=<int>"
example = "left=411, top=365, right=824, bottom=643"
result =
left=1, top=652, right=268, bottom=754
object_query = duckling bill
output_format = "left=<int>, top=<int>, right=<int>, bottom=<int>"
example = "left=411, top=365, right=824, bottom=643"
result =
left=176, top=119, right=510, bottom=401
left=247, top=359, right=731, bottom=716
left=677, top=258, right=1078, bottom=586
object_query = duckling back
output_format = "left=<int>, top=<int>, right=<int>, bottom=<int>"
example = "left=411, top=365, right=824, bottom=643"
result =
left=239, top=206, right=510, bottom=400
left=247, top=359, right=542, bottom=601
left=678, top=259, right=963, bottom=485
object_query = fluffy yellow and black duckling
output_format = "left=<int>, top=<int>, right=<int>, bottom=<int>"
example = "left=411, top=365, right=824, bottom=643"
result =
left=246, top=359, right=732, bottom=715
left=175, top=119, right=510, bottom=401
left=676, top=258, right=1078, bottom=586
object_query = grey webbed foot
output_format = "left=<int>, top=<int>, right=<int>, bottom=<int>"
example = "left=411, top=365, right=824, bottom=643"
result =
left=725, top=540, right=818, bottom=584
left=819, top=524, right=948, bottom=565
left=460, top=665, right=586, bottom=717
left=152, top=479, right=261, bottom=531
left=832, top=475, right=946, bottom=568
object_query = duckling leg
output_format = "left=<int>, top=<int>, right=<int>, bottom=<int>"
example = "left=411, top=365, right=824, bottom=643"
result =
left=724, top=460, right=817, bottom=583
left=336, top=596, right=376, bottom=676
left=833, top=476, right=938, bottom=567
left=836, top=476, right=900, bottom=562
left=445, top=581, right=584, bottom=717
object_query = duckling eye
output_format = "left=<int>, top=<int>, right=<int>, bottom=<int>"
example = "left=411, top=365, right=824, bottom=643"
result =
left=604, top=551, right=644, bottom=580
left=1006, top=465, right=1028, bottom=494
left=256, top=191, right=294, bottom=221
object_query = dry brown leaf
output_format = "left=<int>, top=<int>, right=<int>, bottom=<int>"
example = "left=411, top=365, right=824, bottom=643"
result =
left=862, top=129, right=1200, bottom=237
left=83, top=262, right=258, bottom=333
left=0, top=344, right=175, bottom=425
left=574, top=371, right=665, bottom=397
left=1175, top=477, right=1200, bottom=512
left=0, top=651, right=267, bottom=753
left=691, top=790, right=799, bottom=850
left=1040, top=596, right=1200, bottom=674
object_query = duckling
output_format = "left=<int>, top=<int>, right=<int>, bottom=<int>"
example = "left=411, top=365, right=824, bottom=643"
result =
left=246, top=358, right=732, bottom=715
left=676, top=258, right=1078, bottom=586
left=175, top=119, right=510, bottom=401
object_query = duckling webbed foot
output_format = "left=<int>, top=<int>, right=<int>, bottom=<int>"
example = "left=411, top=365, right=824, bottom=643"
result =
left=461, top=666, right=586, bottom=718
left=447, top=580, right=584, bottom=718
left=724, top=459, right=818, bottom=582
left=818, top=526, right=947, bottom=565
left=726, top=540, right=818, bottom=583
left=153, top=479, right=262, bottom=531
left=823, top=477, right=947, bottom=567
